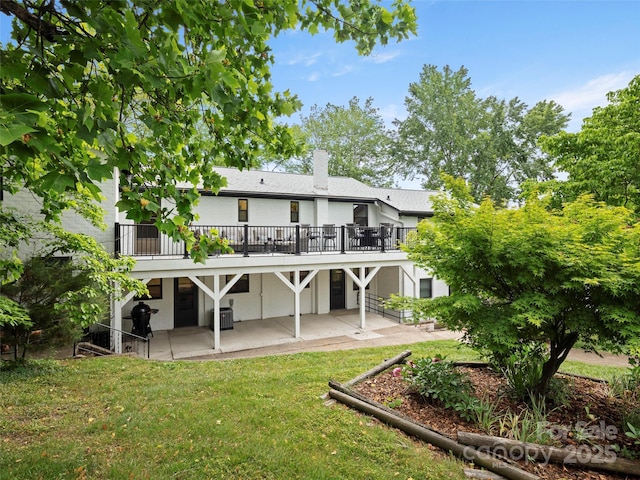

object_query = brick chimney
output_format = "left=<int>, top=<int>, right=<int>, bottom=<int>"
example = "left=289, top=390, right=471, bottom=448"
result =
left=313, top=149, right=329, bottom=192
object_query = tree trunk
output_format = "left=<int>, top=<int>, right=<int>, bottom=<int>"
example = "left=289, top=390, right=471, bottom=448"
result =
left=533, top=332, right=578, bottom=398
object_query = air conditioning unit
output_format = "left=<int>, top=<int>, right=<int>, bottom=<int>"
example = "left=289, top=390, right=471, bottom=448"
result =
left=212, top=307, right=234, bottom=330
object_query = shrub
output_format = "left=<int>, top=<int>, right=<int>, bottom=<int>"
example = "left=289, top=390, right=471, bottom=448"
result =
left=0, top=257, right=108, bottom=359
left=610, top=357, right=640, bottom=401
left=489, top=343, right=546, bottom=402
left=401, top=356, right=479, bottom=421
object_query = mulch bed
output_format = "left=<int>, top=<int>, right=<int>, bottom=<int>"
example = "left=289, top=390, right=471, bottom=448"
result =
left=349, top=361, right=640, bottom=479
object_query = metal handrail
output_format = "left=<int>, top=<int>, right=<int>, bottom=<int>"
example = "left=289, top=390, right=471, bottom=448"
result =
left=362, top=292, right=411, bottom=323
left=74, top=322, right=150, bottom=358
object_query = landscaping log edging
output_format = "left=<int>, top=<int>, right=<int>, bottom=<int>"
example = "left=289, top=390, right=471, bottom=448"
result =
left=328, top=351, right=640, bottom=480
left=328, top=351, right=540, bottom=480
left=343, top=350, right=412, bottom=388
left=328, top=386, right=538, bottom=480
left=457, top=431, right=640, bottom=477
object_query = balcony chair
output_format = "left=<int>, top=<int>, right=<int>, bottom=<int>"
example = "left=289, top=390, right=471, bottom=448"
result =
left=301, top=224, right=320, bottom=251
left=322, top=224, right=337, bottom=250
left=380, top=222, right=394, bottom=249
left=275, top=228, right=294, bottom=253
left=364, top=226, right=381, bottom=249
left=346, top=223, right=364, bottom=249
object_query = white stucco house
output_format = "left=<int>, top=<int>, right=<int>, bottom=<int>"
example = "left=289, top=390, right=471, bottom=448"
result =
left=4, top=151, right=448, bottom=354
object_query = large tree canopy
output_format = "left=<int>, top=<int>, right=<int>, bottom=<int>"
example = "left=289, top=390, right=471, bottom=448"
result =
left=389, top=177, right=640, bottom=397
left=0, top=0, right=417, bottom=260
left=393, top=65, right=568, bottom=204
left=276, top=96, right=395, bottom=187
left=540, top=74, right=640, bottom=213
left=0, top=0, right=417, bottom=331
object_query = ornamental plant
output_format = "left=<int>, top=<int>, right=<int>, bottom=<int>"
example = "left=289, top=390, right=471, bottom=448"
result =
left=401, top=356, right=480, bottom=422
left=389, top=176, right=640, bottom=398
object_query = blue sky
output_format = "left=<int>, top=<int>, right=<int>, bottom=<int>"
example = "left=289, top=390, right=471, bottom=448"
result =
left=268, top=0, right=640, bottom=133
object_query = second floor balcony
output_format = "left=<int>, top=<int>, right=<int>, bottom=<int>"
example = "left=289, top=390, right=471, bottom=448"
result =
left=115, top=223, right=416, bottom=259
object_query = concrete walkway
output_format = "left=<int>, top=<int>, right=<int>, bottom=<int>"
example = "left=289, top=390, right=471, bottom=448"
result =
left=144, top=310, right=631, bottom=367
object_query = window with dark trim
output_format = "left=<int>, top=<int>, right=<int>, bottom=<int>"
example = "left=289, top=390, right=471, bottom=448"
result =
left=420, top=278, right=433, bottom=298
left=238, top=199, right=248, bottom=222
left=135, top=278, right=162, bottom=300
left=353, top=204, right=368, bottom=226
left=227, top=274, right=249, bottom=294
left=290, top=201, right=299, bottom=223
left=289, top=271, right=310, bottom=288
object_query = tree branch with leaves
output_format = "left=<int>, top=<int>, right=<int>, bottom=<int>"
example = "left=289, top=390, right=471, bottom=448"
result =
left=388, top=176, right=640, bottom=398
left=1, top=0, right=417, bottom=261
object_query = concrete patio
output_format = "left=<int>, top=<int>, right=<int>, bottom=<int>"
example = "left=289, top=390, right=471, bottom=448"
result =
left=146, top=310, right=461, bottom=360
left=138, top=310, right=631, bottom=366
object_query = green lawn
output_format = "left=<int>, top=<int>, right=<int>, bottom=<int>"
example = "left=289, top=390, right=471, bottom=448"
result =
left=0, top=340, right=628, bottom=480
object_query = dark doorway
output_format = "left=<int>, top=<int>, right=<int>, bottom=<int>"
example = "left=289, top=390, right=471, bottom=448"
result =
left=353, top=204, right=369, bottom=226
left=174, top=277, right=198, bottom=328
left=329, top=269, right=345, bottom=310
left=135, top=219, right=160, bottom=255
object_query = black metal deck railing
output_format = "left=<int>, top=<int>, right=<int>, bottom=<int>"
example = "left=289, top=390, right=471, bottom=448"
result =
left=362, top=292, right=412, bottom=323
left=115, top=223, right=415, bottom=258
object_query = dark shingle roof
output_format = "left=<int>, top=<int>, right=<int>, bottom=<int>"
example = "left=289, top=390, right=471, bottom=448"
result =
left=205, top=167, right=437, bottom=215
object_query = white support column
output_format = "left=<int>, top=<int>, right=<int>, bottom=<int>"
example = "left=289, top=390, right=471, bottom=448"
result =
left=298, top=270, right=318, bottom=334
left=188, top=275, right=219, bottom=347
left=400, top=265, right=420, bottom=323
left=114, top=281, right=149, bottom=354
left=274, top=270, right=318, bottom=338
left=293, top=271, right=301, bottom=338
left=343, top=266, right=380, bottom=329
left=274, top=271, right=301, bottom=338
left=112, top=289, right=123, bottom=354
left=400, top=264, right=418, bottom=291
left=204, top=272, right=244, bottom=350
left=212, top=275, right=221, bottom=350
left=359, top=267, right=366, bottom=329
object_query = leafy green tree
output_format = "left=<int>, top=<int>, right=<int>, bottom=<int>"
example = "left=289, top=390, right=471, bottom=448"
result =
left=1, top=256, right=109, bottom=359
left=279, top=97, right=395, bottom=187
left=540, top=74, right=640, bottom=213
left=0, top=210, right=35, bottom=338
left=388, top=177, right=640, bottom=398
left=0, top=210, right=143, bottom=329
left=394, top=65, right=568, bottom=204
left=1, top=0, right=416, bottom=263
left=0, top=1, right=416, bottom=330
left=0, top=295, right=32, bottom=338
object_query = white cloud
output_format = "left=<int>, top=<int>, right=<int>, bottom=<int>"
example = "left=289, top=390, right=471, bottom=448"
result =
left=286, top=52, right=322, bottom=67
left=551, top=71, right=634, bottom=113
left=550, top=71, right=635, bottom=132
left=306, top=72, right=320, bottom=82
left=362, top=50, right=401, bottom=64
left=331, top=65, right=354, bottom=77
